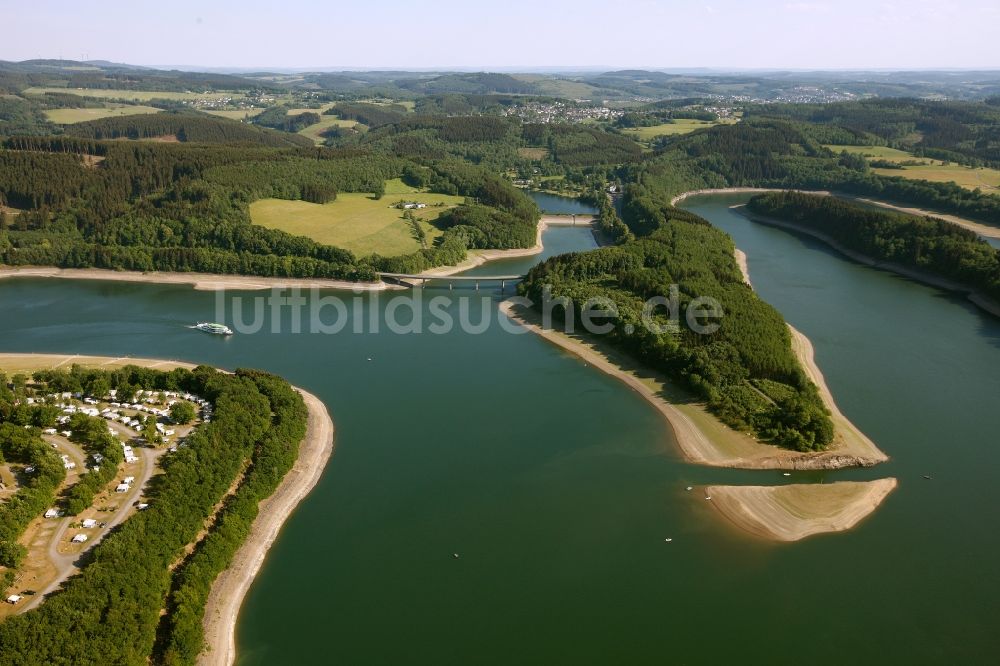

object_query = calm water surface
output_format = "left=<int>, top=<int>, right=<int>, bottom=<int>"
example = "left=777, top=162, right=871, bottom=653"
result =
left=0, top=198, right=997, bottom=664
left=526, top=190, right=598, bottom=216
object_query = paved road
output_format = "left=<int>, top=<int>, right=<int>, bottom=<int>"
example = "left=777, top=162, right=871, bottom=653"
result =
left=21, top=439, right=163, bottom=612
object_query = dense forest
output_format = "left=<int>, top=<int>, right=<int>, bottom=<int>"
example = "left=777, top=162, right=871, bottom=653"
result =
left=747, top=99, right=1000, bottom=167
left=64, top=111, right=313, bottom=147
left=0, top=364, right=308, bottom=665
left=328, top=102, right=409, bottom=128
left=746, top=192, right=1000, bottom=305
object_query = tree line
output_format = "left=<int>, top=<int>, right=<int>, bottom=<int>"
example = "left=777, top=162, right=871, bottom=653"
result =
left=65, top=111, right=313, bottom=148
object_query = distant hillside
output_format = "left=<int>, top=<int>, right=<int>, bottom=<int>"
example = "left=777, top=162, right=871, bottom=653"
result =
left=398, top=72, right=541, bottom=95
left=0, top=59, right=270, bottom=93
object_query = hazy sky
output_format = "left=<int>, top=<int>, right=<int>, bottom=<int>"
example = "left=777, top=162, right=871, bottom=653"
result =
left=4, top=0, right=998, bottom=70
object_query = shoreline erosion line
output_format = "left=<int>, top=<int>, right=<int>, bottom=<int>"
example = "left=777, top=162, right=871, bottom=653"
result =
left=0, top=354, right=334, bottom=666
left=669, top=186, right=1000, bottom=240
left=0, top=267, right=393, bottom=292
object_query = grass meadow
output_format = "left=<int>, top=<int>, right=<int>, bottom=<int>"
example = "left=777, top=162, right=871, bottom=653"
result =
left=249, top=182, right=463, bottom=257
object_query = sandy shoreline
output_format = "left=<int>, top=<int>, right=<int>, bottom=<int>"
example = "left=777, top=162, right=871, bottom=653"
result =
left=0, top=266, right=392, bottom=292
left=198, top=388, right=334, bottom=666
left=0, top=352, right=196, bottom=374
left=706, top=479, right=898, bottom=541
left=0, top=354, right=335, bottom=666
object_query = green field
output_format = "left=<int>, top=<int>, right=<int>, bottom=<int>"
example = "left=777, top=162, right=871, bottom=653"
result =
left=23, top=87, right=241, bottom=102
left=826, top=145, right=1000, bottom=192
left=823, top=144, right=916, bottom=161
left=249, top=186, right=463, bottom=257
left=873, top=163, right=1000, bottom=192
left=44, top=105, right=162, bottom=124
left=623, top=119, right=734, bottom=140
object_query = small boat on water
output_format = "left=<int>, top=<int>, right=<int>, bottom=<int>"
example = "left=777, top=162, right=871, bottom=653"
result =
left=191, top=322, right=234, bottom=336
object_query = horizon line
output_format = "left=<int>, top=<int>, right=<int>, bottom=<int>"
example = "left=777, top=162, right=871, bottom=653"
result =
left=8, top=58, right=1000, bottom=74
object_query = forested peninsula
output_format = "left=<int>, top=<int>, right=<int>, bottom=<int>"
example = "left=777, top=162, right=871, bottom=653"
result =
left=522, top=203, right=834, bottom=452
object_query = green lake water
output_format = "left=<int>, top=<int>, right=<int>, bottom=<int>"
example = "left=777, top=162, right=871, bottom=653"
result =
left=0, top=193, right=997, bottom=663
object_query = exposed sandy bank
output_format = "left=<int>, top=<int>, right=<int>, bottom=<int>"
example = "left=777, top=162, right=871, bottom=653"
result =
left=0, top=267, right=391, bottom=292
left=705, top=479, right=898, bottom=541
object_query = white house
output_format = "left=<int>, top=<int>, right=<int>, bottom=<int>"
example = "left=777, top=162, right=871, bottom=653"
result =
left=115, top=483, right=130, bottom=493
left=71, top=534, right=88, bottom=543
left=5, top=595, right=21, bottom=605
left=44, top=508, right=60, bottom=518
left=81, top=519, right=97, bottom=528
